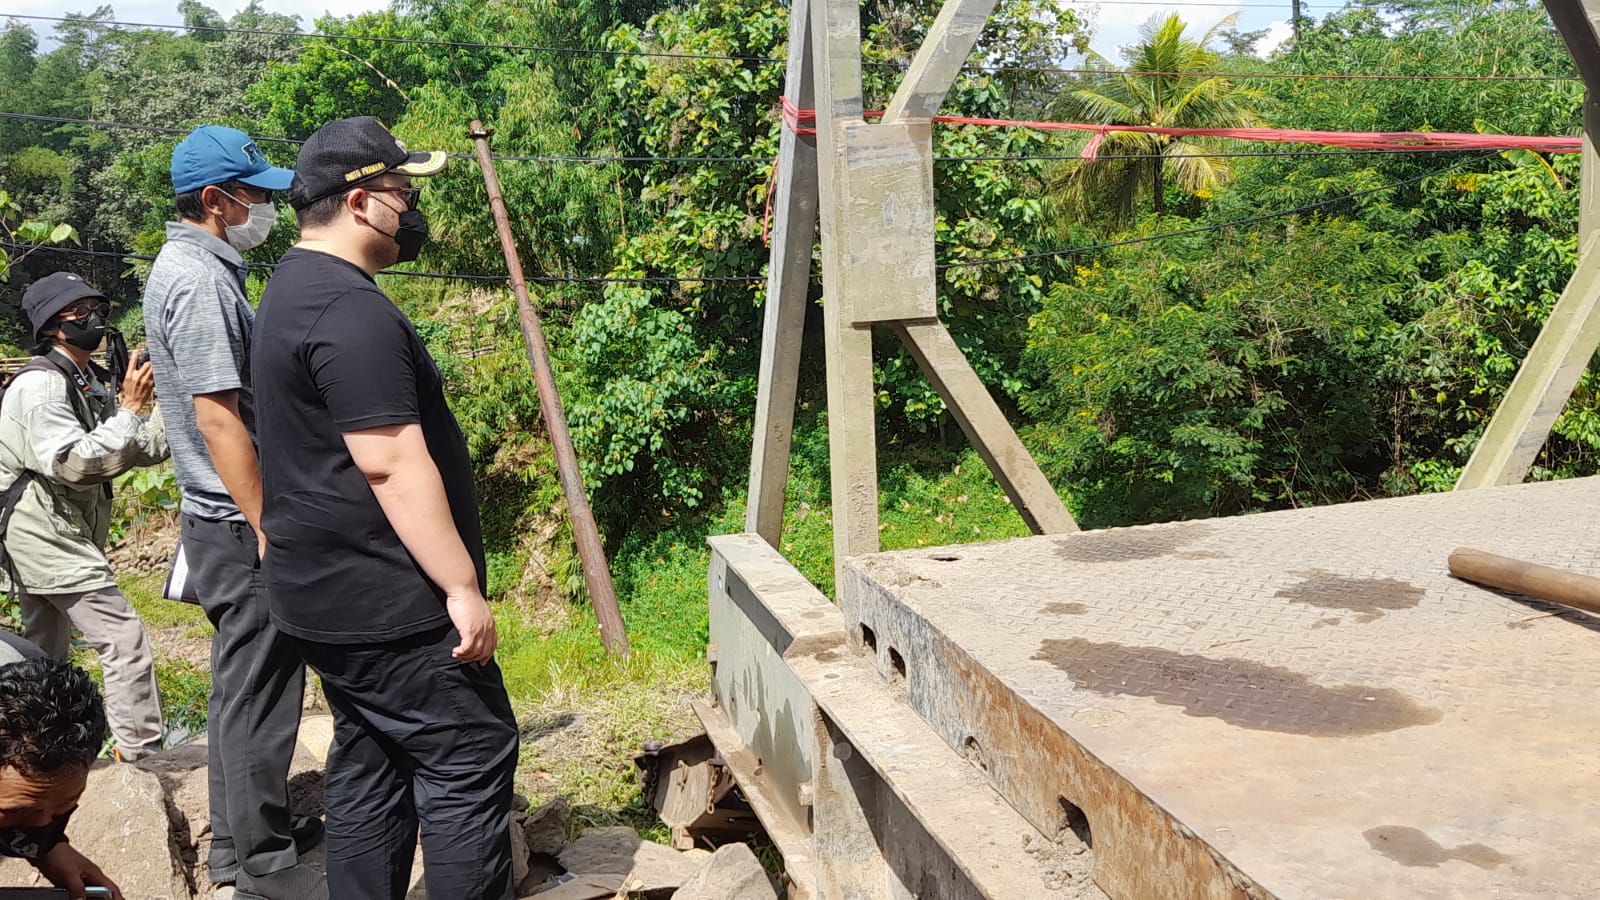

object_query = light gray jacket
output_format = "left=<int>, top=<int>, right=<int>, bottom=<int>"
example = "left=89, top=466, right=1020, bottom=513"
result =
left=0, top=349, right=168, bottom=594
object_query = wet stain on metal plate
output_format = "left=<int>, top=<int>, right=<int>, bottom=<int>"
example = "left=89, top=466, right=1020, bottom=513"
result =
left=1364, top=826, right=1511, bottom=870
left=1045, top=602, right=1087, bottom=615
left=1054, top=523, right=1216, bottom=562
left=1034, top=638, right=1441, bottom=736
left=1276, top=570, right=1425, bottom=623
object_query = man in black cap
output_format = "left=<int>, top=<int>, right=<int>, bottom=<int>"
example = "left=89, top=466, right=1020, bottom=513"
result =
left=252, top=117, right=517, bottom=900
left=0, top=272, right=167, bottom=763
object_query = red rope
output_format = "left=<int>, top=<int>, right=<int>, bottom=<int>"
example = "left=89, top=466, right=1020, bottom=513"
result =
left=777, top=96, right=1581, bottom=155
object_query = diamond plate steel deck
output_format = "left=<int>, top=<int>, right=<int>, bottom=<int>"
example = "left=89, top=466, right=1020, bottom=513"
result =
left=839, top=477, right=1600, bottom=899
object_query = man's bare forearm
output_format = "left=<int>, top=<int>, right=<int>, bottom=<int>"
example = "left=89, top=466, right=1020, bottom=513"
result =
left=194, top=392, right=264, bottom=534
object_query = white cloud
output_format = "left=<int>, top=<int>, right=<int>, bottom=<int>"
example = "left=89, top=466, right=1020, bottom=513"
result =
left=1256, top=20, right=1293, bottom=57
left=1076, top=3, right=1290, bottom=64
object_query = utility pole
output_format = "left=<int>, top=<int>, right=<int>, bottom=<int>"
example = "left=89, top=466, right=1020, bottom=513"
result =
left=1292, top=0, right=1303, bottom=44
left=467, top=120, right=631, bottom=658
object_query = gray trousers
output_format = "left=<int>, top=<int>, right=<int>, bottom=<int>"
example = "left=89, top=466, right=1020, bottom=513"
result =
left=23, top=585, right=163, bottom=758
left=182, top=515, right=307, bottom=883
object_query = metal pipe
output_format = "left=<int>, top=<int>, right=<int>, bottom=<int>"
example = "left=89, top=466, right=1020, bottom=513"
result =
left=467, top=120, right=631, bottom=658
left=1448, top=547, right=1600, bottom=616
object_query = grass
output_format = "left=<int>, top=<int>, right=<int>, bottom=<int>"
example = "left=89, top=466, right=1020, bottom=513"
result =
left=122, top=570, right=209, bottom=633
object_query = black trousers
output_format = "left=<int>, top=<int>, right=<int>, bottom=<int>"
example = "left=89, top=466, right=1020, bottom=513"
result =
left=292, top=625, right=519, bottom=900
left=182, top=515, right=307, bottom=882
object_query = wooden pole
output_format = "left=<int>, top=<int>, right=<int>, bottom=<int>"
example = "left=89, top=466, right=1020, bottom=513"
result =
left=467, top=121, right=631, bottom=658
left=745, top=0, right=820, bottom=546
left=1448, top=547, right=1600, bottom=616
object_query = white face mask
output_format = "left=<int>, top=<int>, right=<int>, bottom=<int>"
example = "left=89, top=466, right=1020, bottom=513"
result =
left=218, top=189, right=276, bottom=251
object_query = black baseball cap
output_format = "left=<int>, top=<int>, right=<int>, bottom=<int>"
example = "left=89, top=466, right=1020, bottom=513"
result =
left=22, top=272, right=105, bottom=338
left=289, top=116, right=448, bottom=210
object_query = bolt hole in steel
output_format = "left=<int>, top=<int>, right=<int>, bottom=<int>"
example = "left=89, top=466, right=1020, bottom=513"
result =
left=962, top=735, right=988, bottom=771
left=1057, top=796, right=1093, bottom=848
left=860, top=623, right=878, bottom=652
left=888, top=646, right=907, bottom=682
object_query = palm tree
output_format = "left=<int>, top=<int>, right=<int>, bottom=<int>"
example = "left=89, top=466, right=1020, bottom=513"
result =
left=1050, top=14, right=1263, bottom=225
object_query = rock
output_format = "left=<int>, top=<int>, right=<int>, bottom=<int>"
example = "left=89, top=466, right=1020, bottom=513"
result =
left=0, top=762, right=192, bottom=899
left=295, top=714, right=335, bottom=765
left=557, top=826, right=698, bottom=897
left=671, top=843, right=777, bottom=900
left=511, top=792, right=531, bottom=813
left=526, top=872, right=627, bottom=898
left=522, top=797, right=571, bottom=857
left=132, top=735, right=212, bottom=871
left=518, top=854, right=564, bottom=896
left=510, top=811, right=531, bottom=887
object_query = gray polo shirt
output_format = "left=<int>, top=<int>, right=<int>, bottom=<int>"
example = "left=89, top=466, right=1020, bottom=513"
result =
left=142, top=222, right=255, bottom=522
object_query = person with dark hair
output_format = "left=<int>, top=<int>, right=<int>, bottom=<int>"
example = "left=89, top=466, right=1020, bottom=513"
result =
left=144, top=124, right=326, bottom=900
left=0, top=633, right=125, bottom=899
left=253, top=116, right=517, bottom=900
left=0, top=273, right=167, bottom=764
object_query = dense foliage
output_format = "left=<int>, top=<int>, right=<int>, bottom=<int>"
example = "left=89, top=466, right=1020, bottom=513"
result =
left=0, top=0, right=1588, bottom=615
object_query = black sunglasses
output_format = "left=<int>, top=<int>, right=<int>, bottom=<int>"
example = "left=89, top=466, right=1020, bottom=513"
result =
left=60, top=301, right=110, bottom=321
left=368, top=187, right=422, bottom=210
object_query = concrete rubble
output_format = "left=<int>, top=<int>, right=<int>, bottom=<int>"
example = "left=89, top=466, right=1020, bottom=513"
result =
left=671, top=844, right=779, bottom=900
left=0, top=713, right=779, bottom=900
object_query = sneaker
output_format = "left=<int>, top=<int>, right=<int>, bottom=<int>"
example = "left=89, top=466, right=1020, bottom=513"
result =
left=111, top=745, right=159, bottom=763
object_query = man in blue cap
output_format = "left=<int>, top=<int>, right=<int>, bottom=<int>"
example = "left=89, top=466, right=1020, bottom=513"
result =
left=143, top=126, right=326, bottom=900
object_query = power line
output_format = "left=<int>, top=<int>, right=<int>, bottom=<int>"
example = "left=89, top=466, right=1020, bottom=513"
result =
left=0, top=112, right=777, bottom=163
left=939, top=153, right=1493, bottom=269
left=0, top=111, right=1537, bottom=165
left=3, top=12, right=1575, bottom=83
left=6, top=242, right=764, bottom=284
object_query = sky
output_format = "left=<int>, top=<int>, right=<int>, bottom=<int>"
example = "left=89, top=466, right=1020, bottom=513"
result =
left=15, top=0, right=1314, bottom=61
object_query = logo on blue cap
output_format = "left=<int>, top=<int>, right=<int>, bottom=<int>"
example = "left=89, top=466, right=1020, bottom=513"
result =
left=171, top=125, right=295, bottom=196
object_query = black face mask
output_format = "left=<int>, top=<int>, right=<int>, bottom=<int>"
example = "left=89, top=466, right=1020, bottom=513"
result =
left=0, top=816, right=69, bottom=860
left=59, top=313, right=105, bottom=352
left=392, top=209, right=429, bottom=263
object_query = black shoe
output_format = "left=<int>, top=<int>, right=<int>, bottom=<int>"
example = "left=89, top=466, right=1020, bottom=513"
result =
left=290, top=815, right=324, bottom=854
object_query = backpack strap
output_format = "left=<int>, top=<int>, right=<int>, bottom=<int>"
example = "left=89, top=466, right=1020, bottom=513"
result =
left=0, top=355, right=95, bottom=599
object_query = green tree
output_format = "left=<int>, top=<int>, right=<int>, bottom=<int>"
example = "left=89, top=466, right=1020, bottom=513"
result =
left=1024, top=216, right=1411, bottom=525
left=1048, top=13, right=1263, bottom=224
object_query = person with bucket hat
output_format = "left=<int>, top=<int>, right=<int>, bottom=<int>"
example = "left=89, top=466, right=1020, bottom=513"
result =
left=252, top=116, right=517, bottom=900
left=143, top=124, right=327, bottom=899
left=0, top=272, right=167, bottom=763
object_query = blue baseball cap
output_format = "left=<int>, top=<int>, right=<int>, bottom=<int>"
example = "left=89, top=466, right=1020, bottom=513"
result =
left=171, top=125, right=295, bottom=195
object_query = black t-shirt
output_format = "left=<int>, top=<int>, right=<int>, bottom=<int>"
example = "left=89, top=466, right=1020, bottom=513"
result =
left=252, top=248, right=485, bottom=643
